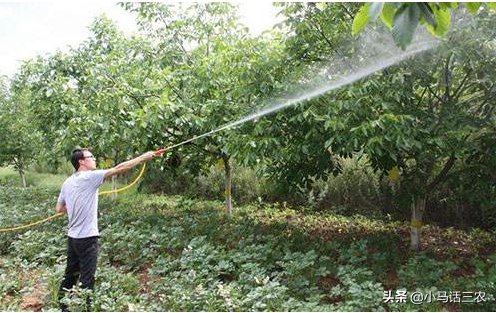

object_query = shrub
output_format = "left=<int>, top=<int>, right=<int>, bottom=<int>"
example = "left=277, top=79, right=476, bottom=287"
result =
left=306, top=156, right=384, bottom=219
left=142, top=162, right=262, bottom=205
left=327, top=264, right=385, bottom=311
left=397, top=254, right=458, bottom=289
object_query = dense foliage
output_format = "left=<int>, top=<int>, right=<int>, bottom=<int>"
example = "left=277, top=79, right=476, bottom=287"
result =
left=0, top=1, right=495, bottom=266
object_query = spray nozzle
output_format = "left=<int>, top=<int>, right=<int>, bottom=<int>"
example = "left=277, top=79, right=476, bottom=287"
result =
left=154, top=148, right=168, bottom=156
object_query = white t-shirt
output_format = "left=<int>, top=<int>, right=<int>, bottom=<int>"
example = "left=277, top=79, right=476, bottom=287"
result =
left=57, top=170, right=109, bottom=238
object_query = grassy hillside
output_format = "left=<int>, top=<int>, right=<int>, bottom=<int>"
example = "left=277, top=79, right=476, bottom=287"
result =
left=1, top=169, right=495, bottom=311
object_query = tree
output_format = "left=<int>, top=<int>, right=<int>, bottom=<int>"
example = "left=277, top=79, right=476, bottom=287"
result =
left=18, top=16, right=158, bottom=189
left=233, top=3, right=359, bottom=192
left=322, top=43, right=495, bottom=251
left=0, top=75, right=42, bottom=187
left=251, top=4, right=496, bottom=251
left=123, top=2, right=285, bottom=215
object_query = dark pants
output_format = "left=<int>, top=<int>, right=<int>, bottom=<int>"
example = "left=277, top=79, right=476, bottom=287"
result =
left=59, top=236, right=99, bottom=311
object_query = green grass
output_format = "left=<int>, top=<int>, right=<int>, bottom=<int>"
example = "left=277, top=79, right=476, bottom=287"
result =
left=0, top=166, right=16, bottom=178
left=0, top=166, right=66, bottom=190
left=0, top=166, right=135, bottom=193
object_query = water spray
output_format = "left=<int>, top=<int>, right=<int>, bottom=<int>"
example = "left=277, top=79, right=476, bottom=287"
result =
left=154, top=39, right=438, bottom=156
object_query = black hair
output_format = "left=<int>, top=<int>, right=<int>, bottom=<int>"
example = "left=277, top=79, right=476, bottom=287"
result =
left=71, top=148, right=90, bottom=170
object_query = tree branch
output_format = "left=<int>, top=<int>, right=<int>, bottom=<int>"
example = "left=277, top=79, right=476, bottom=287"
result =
left=339, top=3, right=354, bottom=19
left=443, top=53, right=452, bottom=102
left=426, top=152, right=456, bottom=192
left=417, top=86, right=428, bottom=107
left=427, top=85, right=443, bottom=106
left=161, top=75, right=186, bottom=103
left=452, top=68, right=473, bottom=102
left=305, top=19, right=353, bottom=70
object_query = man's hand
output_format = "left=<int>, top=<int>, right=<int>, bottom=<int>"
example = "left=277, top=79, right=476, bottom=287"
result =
left=55, top=202, right=67, bottom=213
left=140, top=151, right=156, bottom=161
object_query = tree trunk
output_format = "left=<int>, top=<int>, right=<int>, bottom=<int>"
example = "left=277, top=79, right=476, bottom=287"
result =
left=19, top=169, right=27, bottom=188
left=410, top=196, right=426, bottom=251
left=222, top=154, right=232, bottom=217
left=111, top=175, right=117, bottom=201
left=14, top=158, right=27, bottom=187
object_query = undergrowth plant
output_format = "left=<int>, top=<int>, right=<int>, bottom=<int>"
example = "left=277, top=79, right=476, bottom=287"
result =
left=1, top=182, right=495, bottom=311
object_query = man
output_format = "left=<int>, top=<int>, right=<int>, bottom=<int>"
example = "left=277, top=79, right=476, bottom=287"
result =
left=56, top=148, right=155, bottom=310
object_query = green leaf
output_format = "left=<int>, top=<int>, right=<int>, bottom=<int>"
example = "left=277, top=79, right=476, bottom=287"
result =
left=439, top=3, right=458, bottom=10
left=418, top=3, right=437, bottom=28
left=392, top=4, right=420, bottom=50
left=426, top=7, right=451, bottom=37
left=369, top=2, right=384, bottom=21
left=388, top=3, right=402, bottom=9
left=352, top=3, right=371, bottom=35
left=486, top=2, right=496, bottom=11
left=325, top=138, right=334, bottom=148
left=466, top=2, right=481, bottom=14
left=380, top=4, right=396, bottom=29
left=316, top=2, right=327, bottom=11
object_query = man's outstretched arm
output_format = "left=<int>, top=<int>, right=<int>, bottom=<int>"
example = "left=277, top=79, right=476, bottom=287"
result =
left=104, top=151, right=155, bottom=179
